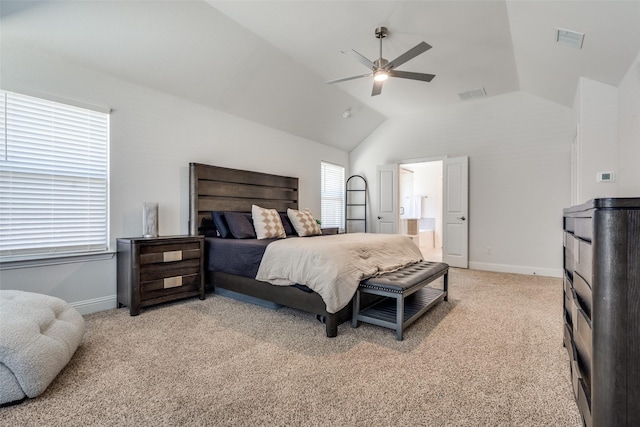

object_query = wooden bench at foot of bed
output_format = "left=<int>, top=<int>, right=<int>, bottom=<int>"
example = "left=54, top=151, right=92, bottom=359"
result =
left=351, top=261, right=449, bottom=340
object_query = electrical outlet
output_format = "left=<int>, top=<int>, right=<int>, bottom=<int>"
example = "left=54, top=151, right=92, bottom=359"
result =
left=486, top=246, right=492, bottom=255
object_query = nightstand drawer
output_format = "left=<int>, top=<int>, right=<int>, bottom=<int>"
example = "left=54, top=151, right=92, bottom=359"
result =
left=141, top=273, right=201, bottom=299
left=139, top=242, right=201, bottom=264
left=140, top=258, right=200, bottom=281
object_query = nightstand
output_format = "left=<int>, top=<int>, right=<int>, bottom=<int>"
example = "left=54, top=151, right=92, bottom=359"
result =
left=321, top=227, right=340, bottom=235
left=117, top=235, right=205, bottom=315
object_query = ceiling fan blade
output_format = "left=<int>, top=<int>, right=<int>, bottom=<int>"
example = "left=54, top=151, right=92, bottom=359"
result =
left=326, top=73, right=372, bottom=84
left=389, top=70, right=436, bottom=82
left=384, top=41, right=432, bottom=70
left=345, top=49, right=376, bottom=70
left=371, top=80, right=383, bottom=96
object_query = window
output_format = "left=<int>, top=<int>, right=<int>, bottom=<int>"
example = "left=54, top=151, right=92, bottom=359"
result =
left=0, top=90, right=109, bottom=259
left=320, top=161, right=345, bottom=231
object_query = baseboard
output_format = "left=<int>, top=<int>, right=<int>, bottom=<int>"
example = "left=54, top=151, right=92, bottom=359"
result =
left=71, top=295, right=117, bottom=315
left=67, top=264, right=562, bottom=315
left=468, top=262, right=563, bottom=278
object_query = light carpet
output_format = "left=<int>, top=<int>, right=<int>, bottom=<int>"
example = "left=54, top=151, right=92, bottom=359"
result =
left=2, top=269, right=581, bottom=426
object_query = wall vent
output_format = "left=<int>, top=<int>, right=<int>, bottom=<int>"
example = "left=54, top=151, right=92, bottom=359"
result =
left=556, top=28, right=584, bottom=49
left=458, top=87, right=486, bottom=101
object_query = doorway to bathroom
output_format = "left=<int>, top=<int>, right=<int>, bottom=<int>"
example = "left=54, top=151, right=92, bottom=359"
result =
left=400, top=160, right=443, bottom=262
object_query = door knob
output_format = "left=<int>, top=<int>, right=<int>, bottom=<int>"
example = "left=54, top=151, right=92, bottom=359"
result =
left=377, top=216, right=382, bottom=220
left=457, top=216, right=466, bottom=221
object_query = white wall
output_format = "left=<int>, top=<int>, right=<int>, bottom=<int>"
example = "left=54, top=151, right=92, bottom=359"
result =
left=618, top=50, right=640, bottom=196
left=0, top=43, right=348, bottom=313
left=350, top=91, right=575, bottom=276
left=572, top=71, right=640, bottom=201
left=574, top=78, right=619, bottom=201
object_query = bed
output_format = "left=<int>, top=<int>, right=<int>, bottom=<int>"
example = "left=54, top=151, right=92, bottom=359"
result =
left=188, top=163, right=422, bottom=337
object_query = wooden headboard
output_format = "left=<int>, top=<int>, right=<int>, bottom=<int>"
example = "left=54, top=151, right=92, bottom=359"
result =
left=188, top=163, right=299, bottom=235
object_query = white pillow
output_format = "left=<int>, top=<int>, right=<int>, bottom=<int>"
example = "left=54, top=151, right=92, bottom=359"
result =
left=252, top=205, right=286, bottom=239
left=287, top=208, right=322, bottom=237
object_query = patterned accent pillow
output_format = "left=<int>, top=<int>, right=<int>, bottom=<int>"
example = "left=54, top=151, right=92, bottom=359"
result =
left=252, top=205, right=286, bottom=239
left=287, top=208, right=322, bottom=237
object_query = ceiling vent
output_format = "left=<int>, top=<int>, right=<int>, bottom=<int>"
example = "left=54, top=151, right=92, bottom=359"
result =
left=556, top=28, right=584, bottom=49
left=458, top=87, right=486, bottom=101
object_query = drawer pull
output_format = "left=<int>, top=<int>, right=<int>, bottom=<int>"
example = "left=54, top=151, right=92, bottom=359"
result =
left=163, top=250, right=183, bottom=262
left=163, top=276, right=183, bottom=289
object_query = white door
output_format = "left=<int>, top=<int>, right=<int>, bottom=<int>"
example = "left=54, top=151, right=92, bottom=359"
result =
left=376, top=164, right=399, bottom=234
left=442, top=156, right=469, bottom=268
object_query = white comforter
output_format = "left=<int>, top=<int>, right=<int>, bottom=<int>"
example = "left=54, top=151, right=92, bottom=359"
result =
left=255, top=233, right=423, bottom=313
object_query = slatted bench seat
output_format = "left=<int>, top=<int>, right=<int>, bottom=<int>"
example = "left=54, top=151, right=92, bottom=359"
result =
left=351, top=261, right=449, bottom=340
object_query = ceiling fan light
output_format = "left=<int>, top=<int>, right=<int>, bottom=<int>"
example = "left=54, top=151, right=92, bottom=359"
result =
left=374, top=70, right=389, bottom=82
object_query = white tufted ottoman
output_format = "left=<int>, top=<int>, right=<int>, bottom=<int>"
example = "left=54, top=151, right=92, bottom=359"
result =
left=0, top=290, right=86, bottom=405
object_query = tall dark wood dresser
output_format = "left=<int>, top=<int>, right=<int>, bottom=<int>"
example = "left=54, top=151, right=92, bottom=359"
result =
left=563, top=198, right=640, bottom=427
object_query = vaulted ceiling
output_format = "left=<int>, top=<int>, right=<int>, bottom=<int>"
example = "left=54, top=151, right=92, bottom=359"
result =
left=2, top=1, right=640, bottom=152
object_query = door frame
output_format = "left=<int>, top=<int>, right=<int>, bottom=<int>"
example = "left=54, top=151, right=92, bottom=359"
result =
left=396, top=155, right=468, bottom=268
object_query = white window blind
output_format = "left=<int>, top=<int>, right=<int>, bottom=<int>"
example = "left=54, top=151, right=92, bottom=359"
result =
left=320, top=161, right=345, bottom=230
left=0, top=90, right=109, bottom=258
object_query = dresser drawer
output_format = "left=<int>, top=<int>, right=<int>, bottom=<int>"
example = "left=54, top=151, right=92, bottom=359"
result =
left=570, top=353, right=580, bottom=400
left=574, top=217, right=593, bottom=242
left=564, top=217, right=575, bottom=233
left=574, top=308, right=592, bottom=390
left=577, top=378, right=592, bottom=427
left=564, top=254, right=574, bottom=280
left=575, top=239, right=592, bottom=284
left=563, top=276, right=575, bottom=329
left=573, top=272, right=592, bottom=320
left=564, top=322, right=575, bottom=362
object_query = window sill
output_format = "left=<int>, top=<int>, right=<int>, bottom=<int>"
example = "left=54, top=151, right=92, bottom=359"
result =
left=0, top=251, right=116, bottom=270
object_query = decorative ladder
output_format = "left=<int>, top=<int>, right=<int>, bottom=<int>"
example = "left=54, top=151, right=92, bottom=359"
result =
left=345, top=175, right=367, bottom=233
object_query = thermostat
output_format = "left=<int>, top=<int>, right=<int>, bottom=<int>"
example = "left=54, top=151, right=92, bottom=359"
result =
left=597, top=171, right=615, bottom=182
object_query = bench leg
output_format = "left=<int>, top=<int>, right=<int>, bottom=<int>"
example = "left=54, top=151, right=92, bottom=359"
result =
left=351, top=290, right=361, bottom=328
left=396, top=295, right=404, bottom=341
left=443, top=271, right=448, bottom=301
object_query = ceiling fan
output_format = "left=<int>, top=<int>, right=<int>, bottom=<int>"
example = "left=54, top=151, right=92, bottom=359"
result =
left=326, top=27, right=436, bottom=96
